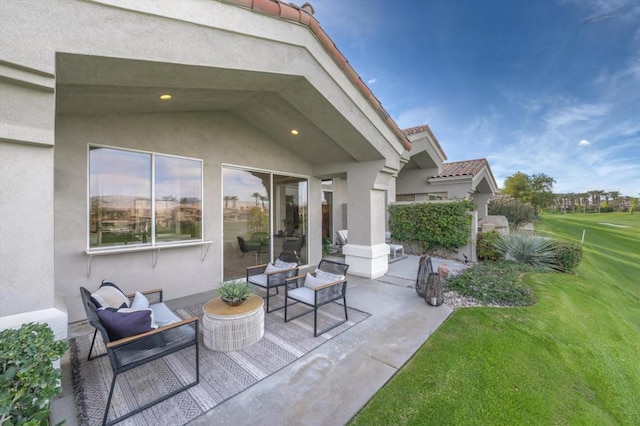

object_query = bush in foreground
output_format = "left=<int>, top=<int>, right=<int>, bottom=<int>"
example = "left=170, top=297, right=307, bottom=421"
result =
left=477, top=230, right=503, bottom=261
left=446, top=260, right=538, bottom=306
left=0, top=322, right=68, bottom=425
left=553, top=240, right=583, bottom=273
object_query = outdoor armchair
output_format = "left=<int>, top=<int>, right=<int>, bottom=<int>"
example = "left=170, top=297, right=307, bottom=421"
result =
left=237, top=236, right=262, bottom=261
left=80, top=284, right=199, bottom=426
left=284, top=260, right=349, bottom=337
left=246, top=252, right=300, bottom=313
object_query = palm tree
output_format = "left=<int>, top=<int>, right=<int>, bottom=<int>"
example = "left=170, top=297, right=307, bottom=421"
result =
left=609, top=191, right=621, bottom=211
left=224, top=196, right=230, bottom=209
left=588, top=190, right=605, bottom=213
left=230, top=196, right=238, bottom=209
left=251, top=192, right=261, bottom=207
left=259, top=195, right=268, bottom=210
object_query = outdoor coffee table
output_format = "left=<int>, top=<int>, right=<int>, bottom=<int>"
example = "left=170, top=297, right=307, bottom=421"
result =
left=202, top=294, right=265, bottom=351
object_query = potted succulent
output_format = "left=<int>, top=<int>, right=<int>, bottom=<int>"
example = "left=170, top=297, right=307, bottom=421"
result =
left=218, top=281, right=252, bottom=306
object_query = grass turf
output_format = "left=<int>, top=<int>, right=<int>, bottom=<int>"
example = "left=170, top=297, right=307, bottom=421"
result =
left=350, top=212, right=640, bottom=425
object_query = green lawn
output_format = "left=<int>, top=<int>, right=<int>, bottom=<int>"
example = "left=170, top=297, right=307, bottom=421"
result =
left=350, top=213, right=640, bottom=425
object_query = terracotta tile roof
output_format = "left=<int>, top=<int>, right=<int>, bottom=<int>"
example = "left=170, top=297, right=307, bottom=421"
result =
left=435, top=158, right=488, bottom=178
left=222, top=0, right=412, bottom=151
left=402, top=124, right=447, bottom=160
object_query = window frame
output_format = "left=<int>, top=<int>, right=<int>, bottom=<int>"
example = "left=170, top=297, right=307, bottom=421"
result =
left=86, top=144, right=204, bottom=253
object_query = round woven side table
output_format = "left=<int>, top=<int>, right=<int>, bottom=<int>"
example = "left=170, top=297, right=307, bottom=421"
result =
left=202, top=294, right=264, bottom=351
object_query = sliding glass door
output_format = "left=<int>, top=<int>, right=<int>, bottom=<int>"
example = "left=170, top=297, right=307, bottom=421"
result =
left=223, top=167, right=307, bottom=281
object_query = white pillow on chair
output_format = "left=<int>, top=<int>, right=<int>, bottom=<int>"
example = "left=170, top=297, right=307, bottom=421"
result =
left=303, top=272, right=331, bottom=290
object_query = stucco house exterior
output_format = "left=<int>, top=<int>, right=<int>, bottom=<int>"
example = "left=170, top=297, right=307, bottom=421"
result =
left=396, top=125, right=498, bottom=220
left=0, top=0, right=434, bottom=337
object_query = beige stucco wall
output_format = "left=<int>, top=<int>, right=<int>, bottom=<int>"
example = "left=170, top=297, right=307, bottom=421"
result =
left=55, top=111, right=316, bottom=322
left=1, top=0, right=407, bottom=326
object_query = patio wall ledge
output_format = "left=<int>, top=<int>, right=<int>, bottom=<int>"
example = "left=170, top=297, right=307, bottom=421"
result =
left=0, top=291, right=68, bottom=341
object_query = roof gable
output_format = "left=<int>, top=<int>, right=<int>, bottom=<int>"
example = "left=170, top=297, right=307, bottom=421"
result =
left=224, top=0, right=411, bottom=150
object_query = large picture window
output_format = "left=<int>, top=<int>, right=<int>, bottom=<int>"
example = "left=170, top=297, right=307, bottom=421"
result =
left=89, top=146, right=202, bottom=250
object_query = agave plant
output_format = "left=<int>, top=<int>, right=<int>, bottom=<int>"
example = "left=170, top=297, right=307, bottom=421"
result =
left=218, top=280, right=252, bottom=305
left=493, top=231, right=560, bottom=271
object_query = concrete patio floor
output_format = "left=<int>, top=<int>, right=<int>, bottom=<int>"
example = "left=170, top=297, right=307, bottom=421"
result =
left=51, top=255, right=461, bottom=425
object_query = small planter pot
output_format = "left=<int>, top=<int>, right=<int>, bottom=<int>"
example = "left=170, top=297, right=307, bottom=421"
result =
left=221, top=298, right=246, bottom=307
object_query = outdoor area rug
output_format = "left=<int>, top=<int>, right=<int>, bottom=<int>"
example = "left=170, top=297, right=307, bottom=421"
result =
left=70, top=297, right=370, bottom=426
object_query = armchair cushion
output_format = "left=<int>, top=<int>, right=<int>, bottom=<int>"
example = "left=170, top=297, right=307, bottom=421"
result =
left=91, top=281, right=130, bottom=309
left=97, top=308, right=155, bottom=340
left=287, top=287, right=315, bottom=305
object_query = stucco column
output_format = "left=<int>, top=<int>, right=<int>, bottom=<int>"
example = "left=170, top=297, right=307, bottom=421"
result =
left=342, top=162, right=392, bottom=279
left=0, top=60, right=67, bottom=339
left=473, top=192, right=492, bottom=220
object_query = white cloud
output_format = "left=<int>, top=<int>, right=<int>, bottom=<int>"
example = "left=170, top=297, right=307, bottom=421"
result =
left=578, top=139, right=591, bottom=146
left=367, top=78, right=378, bottom=84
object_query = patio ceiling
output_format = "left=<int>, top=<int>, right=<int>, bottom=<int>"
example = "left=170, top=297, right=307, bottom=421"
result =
left=55, top=54, right=384, bottom=165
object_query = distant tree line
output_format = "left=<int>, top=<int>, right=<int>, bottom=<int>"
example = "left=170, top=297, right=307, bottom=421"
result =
left=552, top=191, right=639, bottom=213
left=490, top=171, right=639, bottom=220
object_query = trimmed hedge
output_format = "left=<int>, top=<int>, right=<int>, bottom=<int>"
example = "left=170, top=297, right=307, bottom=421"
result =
left=388, top=201, right=474, bottom=251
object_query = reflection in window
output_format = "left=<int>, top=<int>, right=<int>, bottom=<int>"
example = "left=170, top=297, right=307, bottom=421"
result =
left=222, top=167, right=308, bottom=281
left=155, top=156, right=202, bottom=242
left=89, top=146, right=202, bottom=249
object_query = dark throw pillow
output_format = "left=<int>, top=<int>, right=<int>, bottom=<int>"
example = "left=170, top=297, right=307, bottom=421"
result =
left=97, top=308, right=154, bottom=341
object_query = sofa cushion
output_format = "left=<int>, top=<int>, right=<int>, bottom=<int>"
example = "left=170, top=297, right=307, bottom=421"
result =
left=97, top=308, right=154, bottom=341
left=91, top=281, right=130, bottom=309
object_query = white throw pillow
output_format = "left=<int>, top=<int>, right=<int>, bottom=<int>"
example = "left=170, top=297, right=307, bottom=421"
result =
left=315, top=269, right=345, bottom=283
left=130, top=291, right=150, bottom=310
left=274, top=259, right=297, bottom=269
left=265, top=263, right=287, bottom=274
left=303, top=272, right=332, bottom=290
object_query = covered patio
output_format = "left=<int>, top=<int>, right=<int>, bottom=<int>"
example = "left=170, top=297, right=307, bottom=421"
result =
left=51, top=256, right=457, bottom=425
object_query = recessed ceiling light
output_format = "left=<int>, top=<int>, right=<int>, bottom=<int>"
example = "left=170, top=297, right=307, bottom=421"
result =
left=159, top=94, right=172, bottom=100
left=290, top=129, right=299, bottom=135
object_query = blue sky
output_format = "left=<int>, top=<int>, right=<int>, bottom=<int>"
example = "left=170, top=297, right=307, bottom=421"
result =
left=312, top=0, right=640, bottom=196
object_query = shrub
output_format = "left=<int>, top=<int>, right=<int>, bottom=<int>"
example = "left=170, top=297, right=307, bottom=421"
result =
left=553, top=241, right=583, bottom=273
left=389, top=201, right=474, bottom=251
left=600, top=203, right=614, bottom=213
left=488, top=197, right=535, bottom=228
left=477, top=230, right=503, bottom=261
left=493, top=232, right=559, bottom=271
left=446, top=260, right=537, bottom=306
left=0, top=322, right=68, bottom=425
